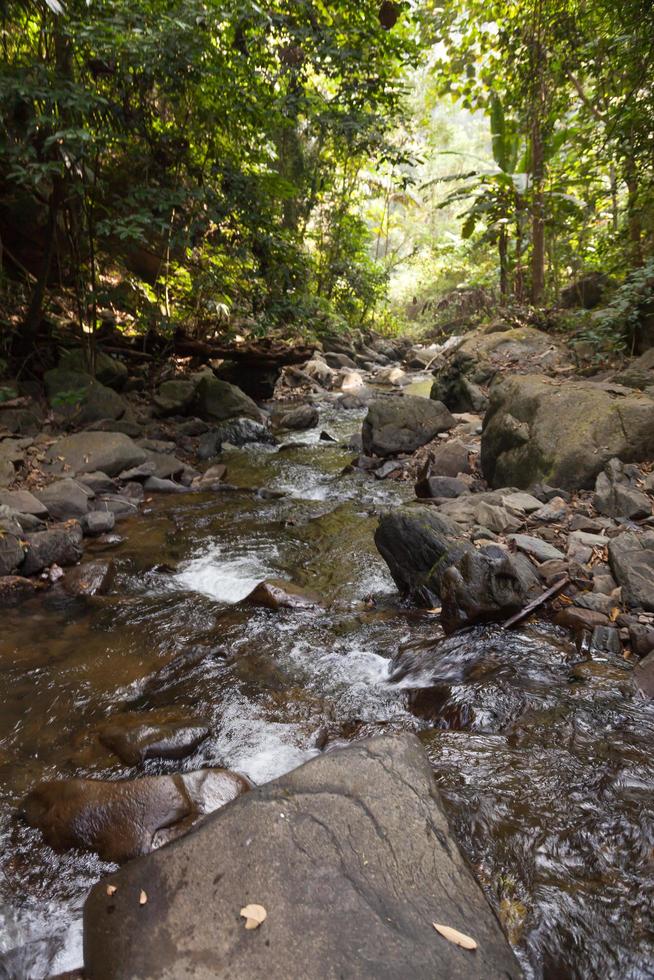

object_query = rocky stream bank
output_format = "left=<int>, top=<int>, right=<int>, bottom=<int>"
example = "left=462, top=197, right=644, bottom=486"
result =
left=1, top=322, right=654, bottom=978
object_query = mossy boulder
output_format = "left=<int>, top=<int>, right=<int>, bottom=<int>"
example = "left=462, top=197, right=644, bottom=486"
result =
left=481, top=373, right=654, bottom=490
left=193, top=376, right=263, bottom=423
left=59, top=349, right=128, bottom=390
left=44, top=368, right=126, bottom=426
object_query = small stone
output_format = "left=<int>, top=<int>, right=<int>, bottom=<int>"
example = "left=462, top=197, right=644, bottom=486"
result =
left=0, top=489, right=49, bottom=518
left=531, top=496, right=568, bottom=522
left=81, top=511, right=116, bottom=536
left=574, top=592, right=613, bottom=616
left=63, top=560, right=115, bottom=596
left=143, top=476, right=188, bottom=493
left=415, top=475, right=469, bottom=499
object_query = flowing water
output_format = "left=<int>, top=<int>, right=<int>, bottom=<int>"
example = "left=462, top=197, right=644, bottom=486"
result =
left=0, top=400, right=653, bottom=979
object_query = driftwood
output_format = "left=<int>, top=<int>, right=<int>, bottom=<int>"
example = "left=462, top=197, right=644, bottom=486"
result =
left=502, top=576, right=569, bottom=629
left=169, top=335, right=315, bottom=367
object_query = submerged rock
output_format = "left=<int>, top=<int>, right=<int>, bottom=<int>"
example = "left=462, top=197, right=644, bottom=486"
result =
left=244, top=579, right=321, bottom=610
left=82, top=735, right=520, bottom=980
left=97, top=712, right=210, bottom=766
left=21, top=768, right=249, bottom=863
left=362, top=396, right=455, bottom=458
left=482, top=374, right=654, bottom=490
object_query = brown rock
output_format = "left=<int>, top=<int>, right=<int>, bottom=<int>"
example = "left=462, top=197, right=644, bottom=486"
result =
left=63, top=560, right=115, bottom=596
left=97, top=712, right=210, bottom=766
left=244, top=578, right=322, bottom=610
left=554, top=606, right=609, bottom=634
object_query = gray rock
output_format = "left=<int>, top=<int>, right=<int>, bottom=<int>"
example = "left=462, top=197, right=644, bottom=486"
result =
left=421, top=438, right=471, bottom=478
left=474, top=501, right=521, bottom=535
left=482, top=374, right=654, bottom=490
left=77, top=471, right=118, bottom=495
left=609, top=531, right=654, bottom=611
left=501, top=491, right=544, bottom=513
left=82, top=736, right=520, bottom=980
left=35, top=478, right=93, bottom=521
left=21, top=522, right=84, bottom=575
left=81, top=511, right=116, bottom=536
left=0, top=505, right=44, bottom=533
left=86, top=417, right=144, bottom=438
left=0, top=405, right=43, bottom=436
left=194, top=376, right=262, bottom=423
left=430, top=351, right=493, bottom=413
left=574, top=592, right=613, bottom=616
left=0, top=456, right=14, bottom=486
left=93, top=495, right=139, bottom=520
left=177, top=417, right=209, bottom=437
left=362, top=396, right=455, bottom=458
left=0, top=489, right=49, bottom=518
left=143, top=476, right=188, bottom=493
left=20, top=768, right=249, bottom=864
left=415, top=475, right=469, bottom=499
left=508, top=534, right=565, bottom=562
left=45, top=432, right=147, bottom=477
left=593, top=459, right=652, bottom=519
left=590, top=625, right=622, bottom=656
left=531, top=496, right=568, bottom=522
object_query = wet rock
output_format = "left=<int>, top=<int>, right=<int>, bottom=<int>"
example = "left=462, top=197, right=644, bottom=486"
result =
left=362, top=396, right=455, bottom=458
left=153, top=379, right=197, bottom=416
left=35, top=478, right=93, bottom=521
left=81, top=510, right=116, bottom=536
left=415, top=475, right=469, bottom=499
left=143, top=476, right=187, bottom=493
left=375, top=508, right=469, bottom=606
left=536, top=558, right=571, bottom=586
left=339, top=390, right=371, bottom=409
left=0, top=504, right=44, bottom=533
left=20, top=768, right=249, bottom=863
left=97, top=713, right=210, bottom=766
left=420, top=438, right=471, bottom=478
left=508, top=534, right=565, bottom=562
left=374, top=459, right=407, bottom=480
left=193, top=376, right=263, bottom=423
left=0, top=532, right=25, bottom=575
left=271, top=404, right=319, bottom=430
left=194, top=463, right=227, bottom=489
left=45, top=432, right=147, bottom=477
left=59, top=349, right=128, bottom=390
left=0, top=489, right=49, bottom=518
left=634, top=651, right=654, bottom=698
left=244, top=579, right=321, bottom=610
left=198, top=418, right=275, bottom=458
left=21, top=521, right=83, bottom=575
left=440, top=546, right=539, bottom=633
left=609, top=530, right=654, bottom=611
left=82, top=735, right=520, bottom=980
left=44, top=368, right=127, bottom=426
left=590, top=625, right=622, bottom=656
left=0, top=575, right=42, bottom=604
left=593, top=459, right=652, bottom=519
left=63, top=560, right=115, bottom=596
left=482, top=374, right=654, bottom=490
left=574, top=592, right=614, bottom=616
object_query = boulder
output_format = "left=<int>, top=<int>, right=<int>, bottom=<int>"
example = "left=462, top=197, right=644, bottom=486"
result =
left=77, top=472, right=118, bottom=495
left=362, top=397, right=455, bottom=458
left=97, top=712, right=210, bottom=766
left=244, top=579, right=321, bottom=610
left=415, top=475, right=469, bottom=499
left=375, top=508, right=469, bottom=606
left=634, top=651, right=654, bottom=698
left=21, top=521, right=84, bottom=575
left=59, top=349, right=128, bottom=391
left=44, top=368, right=126, bottom=426
left=210, top=418, right=275, bottom=449
left=20, top=768, right=249, bottom=863
left=439, top=545, right=539, bottom=633
left=34, top=478, right=93, bottom=521
left=153, top=378, right=197, bottom=416
left=0, top=489, right=49, bottom=518
left=609, top=531, right=654, bottom=611
left=82, top=736, right=520, bottom=980
left=430, top=350, right=494, bottom=413
left=63, top=560, right=115, bottom=596
left=193, top=377, right=262, bottom=423
left=481, top=374, right=654, bottom=490
left=271, top=404, right=319, bottom=431
left=0, top=405, right=43, bottom=436
left=45, top=432, right=147, bottom=477
left=560, top=271, right=611, bottom=309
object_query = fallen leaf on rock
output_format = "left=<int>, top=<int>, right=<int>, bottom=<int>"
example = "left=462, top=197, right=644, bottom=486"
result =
left=106, top=884, right=117, bottom=896
left=433, top=923, right=478, bottom=950
left=139, top=890, right=148, bottom=905
left=240, top=903, right=267, bottom=929
left=610, top=607, right=620, bottom=622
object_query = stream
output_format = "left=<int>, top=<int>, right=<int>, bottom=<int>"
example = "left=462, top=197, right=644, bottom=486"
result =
left=1, top=397, right=653, bottom=979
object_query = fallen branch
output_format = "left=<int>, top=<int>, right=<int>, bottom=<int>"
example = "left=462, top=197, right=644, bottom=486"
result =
left=502, top=576, right=569, bottom=629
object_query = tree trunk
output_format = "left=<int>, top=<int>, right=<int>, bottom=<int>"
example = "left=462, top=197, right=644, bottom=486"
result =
left=499, top=225, right=509, bottom=298
left=625, top=157, right=643, bottom=266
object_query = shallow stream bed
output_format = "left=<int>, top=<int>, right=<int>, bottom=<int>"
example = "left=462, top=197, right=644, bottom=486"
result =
left=1, top=402, right=653, bottom=979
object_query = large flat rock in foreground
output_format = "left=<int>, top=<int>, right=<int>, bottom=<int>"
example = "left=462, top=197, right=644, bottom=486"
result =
left=83, top=735, right=520, bottom=980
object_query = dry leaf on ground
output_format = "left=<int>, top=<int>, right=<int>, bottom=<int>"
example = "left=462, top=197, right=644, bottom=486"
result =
left=240, top=904, right=267, bottom=929
left=139, top=890, right=148, bottom=905
left=433, top=923, right=478, bottom=950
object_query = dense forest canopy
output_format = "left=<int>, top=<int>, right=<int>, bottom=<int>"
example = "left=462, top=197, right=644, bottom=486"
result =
left=1, top=0, right=653, bottom=355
